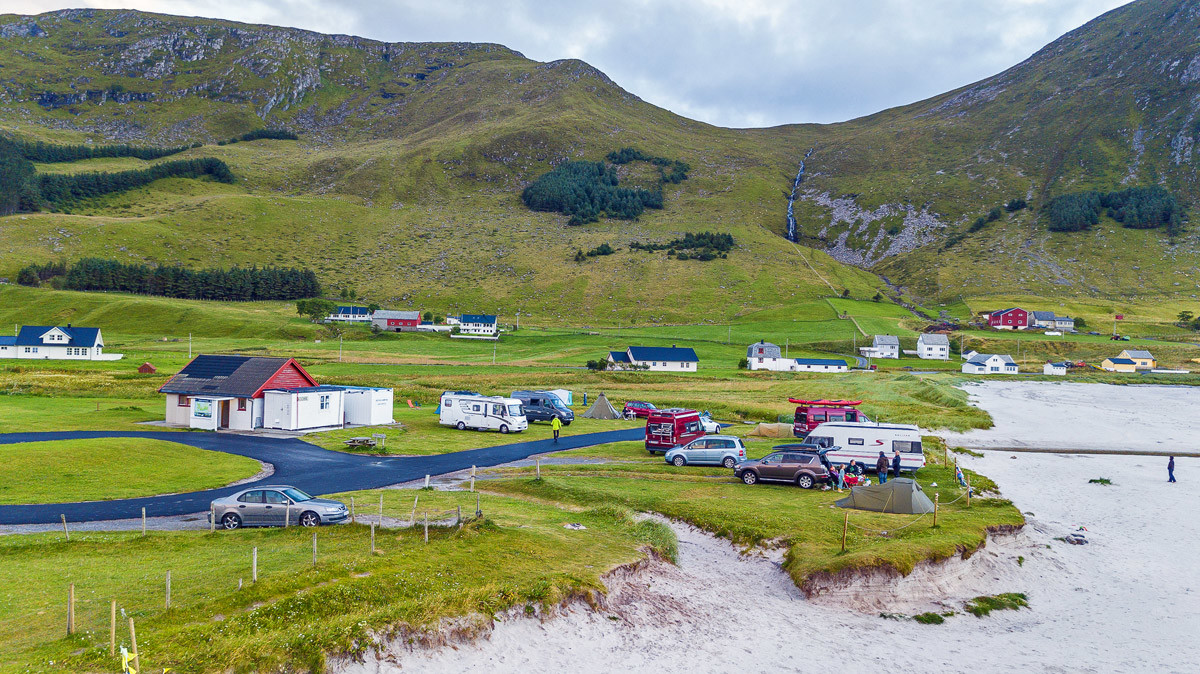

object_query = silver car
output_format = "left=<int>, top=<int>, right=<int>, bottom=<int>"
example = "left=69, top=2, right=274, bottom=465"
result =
left=210, top=485, right=349, bottom=529
left=664, top=435, right=747, bottom=468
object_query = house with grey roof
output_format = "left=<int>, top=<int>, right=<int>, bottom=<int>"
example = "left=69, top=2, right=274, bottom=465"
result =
left=860, top=334, right=900, bottom=359
left=371, top=310, right=421, bottom=332
left=1029, top=310, right=1075, bottom=331
left=916, top=333, right=950, bottom=360
left=961, top=353, right=1018, bottom=375
left=159, top=354, right=321, bottom=431
left=747, top=341, right=788, bottom=371
left=1117, top=349, right=1156, bottom=370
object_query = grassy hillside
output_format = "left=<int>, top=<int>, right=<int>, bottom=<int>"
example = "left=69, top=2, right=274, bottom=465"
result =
left=3, top=3, right=1200, bottom=310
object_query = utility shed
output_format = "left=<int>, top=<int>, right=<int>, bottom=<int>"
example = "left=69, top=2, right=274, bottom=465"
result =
left=263, top=386, right=346, bottom=431
left=341, top=386, right=395, bottom=426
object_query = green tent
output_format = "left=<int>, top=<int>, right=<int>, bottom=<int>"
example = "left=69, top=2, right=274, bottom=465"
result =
left=835, top=478, right=935, bottom=514
left=582, top=392, right=621, bottom=420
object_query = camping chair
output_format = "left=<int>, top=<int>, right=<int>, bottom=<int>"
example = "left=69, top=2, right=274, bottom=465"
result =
left=407, top=399, right=421, bottom=409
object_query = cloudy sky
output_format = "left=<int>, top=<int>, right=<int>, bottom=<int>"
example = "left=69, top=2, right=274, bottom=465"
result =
left=12, top=0, right=1131, bottom=127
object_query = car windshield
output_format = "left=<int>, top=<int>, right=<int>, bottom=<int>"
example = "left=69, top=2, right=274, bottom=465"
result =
left=552, top=400, right=570, bottom=410
left=282, top=488, right=312, bottom=502
left=508, top=404, right=523, bottom=415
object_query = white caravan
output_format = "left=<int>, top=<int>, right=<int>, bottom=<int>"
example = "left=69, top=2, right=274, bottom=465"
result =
left=439, top=393, right=528, bottom=434
left=803, top=421, right=926, bottom=472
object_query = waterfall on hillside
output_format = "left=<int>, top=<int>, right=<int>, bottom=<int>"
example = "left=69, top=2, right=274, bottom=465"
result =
left=785, top=147, right=814, bottom=242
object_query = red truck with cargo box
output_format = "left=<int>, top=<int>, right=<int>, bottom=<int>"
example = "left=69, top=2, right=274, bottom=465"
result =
left=645, top=408, right=706, bottom=454
left=789, top=399, right=869, bottom=438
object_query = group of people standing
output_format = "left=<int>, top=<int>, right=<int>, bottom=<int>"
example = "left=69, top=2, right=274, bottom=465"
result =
left=827, top=449, right=905, bottom=492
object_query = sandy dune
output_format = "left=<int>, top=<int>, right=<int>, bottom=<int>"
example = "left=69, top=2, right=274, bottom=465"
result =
left=940, top=381, right=1200, bottom=453
left=337, top=450, right=1198, bottom=674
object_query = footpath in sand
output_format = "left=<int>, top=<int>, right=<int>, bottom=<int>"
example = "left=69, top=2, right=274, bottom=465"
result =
left=338, top=450, right=1199, bottom=674
left=940, top=381, right=1200, bottom=453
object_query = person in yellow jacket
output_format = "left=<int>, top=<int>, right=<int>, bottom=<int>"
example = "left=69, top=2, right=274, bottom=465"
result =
left=551, top=415, right=563, bottom=443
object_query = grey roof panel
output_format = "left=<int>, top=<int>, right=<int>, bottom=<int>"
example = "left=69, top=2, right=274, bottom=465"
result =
left=159, top=355, right=294, bottom=397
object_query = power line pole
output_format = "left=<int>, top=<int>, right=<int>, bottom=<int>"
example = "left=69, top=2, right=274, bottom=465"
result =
left=188, top=333, right=192, bottom=359
left=338, top=334, right=342, bottom=362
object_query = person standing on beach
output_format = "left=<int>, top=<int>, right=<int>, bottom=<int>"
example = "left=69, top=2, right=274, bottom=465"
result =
left=1168, top=456, right=1176, bottom=483
left=551, top=415, right=563, bottom=443
left=876, top=451, right=889, bottom=484
left=892, top=449, right=902, bottom=479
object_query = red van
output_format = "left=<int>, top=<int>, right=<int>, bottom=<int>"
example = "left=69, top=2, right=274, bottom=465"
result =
left=789, top=399, right=869, bottom=438
left=645, top=408, right=706, bottom=454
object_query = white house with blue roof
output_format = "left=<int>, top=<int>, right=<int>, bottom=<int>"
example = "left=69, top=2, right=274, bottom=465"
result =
left=326, top=306, right=371, bottom=323
left=0, top=325, right=121, bottom=360
left=457, top=314, right=499, bottom=336
left=608, top=345, right=699, bottom=372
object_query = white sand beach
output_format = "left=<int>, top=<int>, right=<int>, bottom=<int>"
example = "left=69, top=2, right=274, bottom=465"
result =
left=338, top=449, right=1199, bottom=674
left=940, top=381, right=1200, bottom=453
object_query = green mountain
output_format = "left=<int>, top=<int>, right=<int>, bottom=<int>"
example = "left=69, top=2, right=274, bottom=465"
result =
left=2, top=1, right=1200, bottom=314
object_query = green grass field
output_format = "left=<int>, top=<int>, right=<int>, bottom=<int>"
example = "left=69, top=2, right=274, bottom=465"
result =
left=0, top=438, right=261, bottom=504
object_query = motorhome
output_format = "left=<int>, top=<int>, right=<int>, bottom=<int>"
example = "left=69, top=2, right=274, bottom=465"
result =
left=789, top=399, right=870, bottom=438
left=439, top=393, right=528, bottom=434
left=802, top=421, right=926, bottom=472
left=645, top=408, right=706, bottom=454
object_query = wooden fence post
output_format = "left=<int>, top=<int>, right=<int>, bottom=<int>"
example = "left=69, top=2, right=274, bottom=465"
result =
left=841, top=513, right=849, bottom=553
left=210, top=504, right=216, bottom=532
left=141, top=507, right=146, bottom=537
left=410, top=495, right=418, bottom=525
left=312, top=531, right=318, bottom=568
left=424, top=512, right=429, bottom=544
left=424, top=474, right=431, bottom=488
left=350, top=497, right=355, bottom=524
left=965, top=476, right=971, bottom=508
left=61, top=514, right=69, bottom=541
left=536, top=458, right=541, bottom=479
left=933, top=492, right=939, bottom=526
left=471, top=465, right=476, bottom=493
left=370, top=524, right=376, bottom=553
left=252, top=546, right=258, bottom=583
left=165, top=571, right=171, bottom=609
left=109, top=600, right=116, bottom=656
left=67, top=583, right=75, bottom=635
left=379, top=493, right=384, bottom=525
left=476, top=492, right=481, bottom=518
left=284, top=504, right=290, bottom=528
left=129, top=618, right=139, bottom=674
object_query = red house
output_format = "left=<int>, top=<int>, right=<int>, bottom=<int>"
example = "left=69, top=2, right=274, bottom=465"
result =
left=371, top=310, right=421, bottom=332
left=988, top=308, right=1029, bottom=330
left=159, top=355, right=319, bottom=430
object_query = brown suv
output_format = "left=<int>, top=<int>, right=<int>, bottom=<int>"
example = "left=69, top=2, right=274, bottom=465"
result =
left=734, top=447, right=830, bottom=489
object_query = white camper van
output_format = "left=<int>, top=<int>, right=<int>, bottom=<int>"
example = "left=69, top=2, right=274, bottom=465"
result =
left=803, top=421, right=926, bottom=472
left=439, top=393, right=528, bottom=434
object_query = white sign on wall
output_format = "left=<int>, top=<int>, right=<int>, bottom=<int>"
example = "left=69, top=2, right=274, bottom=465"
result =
left=194, top=399, right=213, bottom=418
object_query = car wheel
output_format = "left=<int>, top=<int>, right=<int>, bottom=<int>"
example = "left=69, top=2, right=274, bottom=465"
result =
left=723, top=457, right=736, bottom=469
left=299, top=511, right=320, bottom=527
left=742, top=472, right=757, bottom=485
left=562, top=420, right=571, bottom=426
left=456, top=421, right=466, bottom=430
left=221, top=513, right=242, bottom=530
left=797, top=474, right=815, bottom=489
left=673, top=456, right=686, bottom=467
left=500, top=424, right=509, bottom=434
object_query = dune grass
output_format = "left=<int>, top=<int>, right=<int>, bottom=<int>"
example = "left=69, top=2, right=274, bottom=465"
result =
left=0, top=438, right=261, bottom=504
left=0, top=493, right=674, bottom=672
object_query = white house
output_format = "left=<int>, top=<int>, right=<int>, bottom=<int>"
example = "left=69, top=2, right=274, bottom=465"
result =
left=609, top=345, right=699, bottom=372
left=793, top=357, right=849, bottom=373
left=916, top=333, right=950, bottom=360
left=458, top=314, right=498, bottom=336
left=1030, top=310, right=1076, bottom=331
left=326, top=306, right=371, bottom=323
left=0, top=325, right=122, bottom=360
left=263, top=386, right=346, bottom=431
left=747, top=341, right=791, bottom=371
left=1043, top=361, right=1068, bottom=376
left=962, top=353, right=1018, bottom=375
left=860, top=335, right=899, bottom=359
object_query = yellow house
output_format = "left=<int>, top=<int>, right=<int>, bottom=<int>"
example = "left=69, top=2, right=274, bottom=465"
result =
left=1118, top=349, right=1156, bottom=370
left=1101, top=357, right=1138, bottom=373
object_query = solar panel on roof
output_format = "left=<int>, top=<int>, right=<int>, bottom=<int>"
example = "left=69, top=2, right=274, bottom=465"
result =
left=180, top=355, right=252, bottom=378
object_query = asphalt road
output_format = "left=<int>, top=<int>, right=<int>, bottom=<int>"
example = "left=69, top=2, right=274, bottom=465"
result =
left=0, top=427, right=643, bottom=525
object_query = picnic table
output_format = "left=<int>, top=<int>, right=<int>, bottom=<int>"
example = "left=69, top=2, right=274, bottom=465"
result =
left=343, top=436, right=376, bottom=448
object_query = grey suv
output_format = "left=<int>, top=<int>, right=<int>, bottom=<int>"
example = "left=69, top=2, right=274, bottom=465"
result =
left=210, top=486, right=349, bottom=529
left=664, top=435, right=747, bottom=468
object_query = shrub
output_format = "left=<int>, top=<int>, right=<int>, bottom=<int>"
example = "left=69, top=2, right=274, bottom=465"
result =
left=1005, top=198, right=1027, bottom=212
left=965, top=593, right=1028, bottom=617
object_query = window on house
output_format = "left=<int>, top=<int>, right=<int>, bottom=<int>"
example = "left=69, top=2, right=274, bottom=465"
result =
left=319, top=395, right=330, bottom=410
left=849, top=438, right=864, bottom=445
left=238, top=398, right=247, bottom=411
left=178, top=396, right=190, bottom=406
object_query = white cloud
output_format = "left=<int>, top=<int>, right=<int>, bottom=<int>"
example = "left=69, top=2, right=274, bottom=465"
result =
left=11, top=0, right=1132, bottom=127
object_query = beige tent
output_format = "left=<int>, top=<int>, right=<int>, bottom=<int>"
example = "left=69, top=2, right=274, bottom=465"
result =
left=748, top=423, right=794, bottom=438
left=582, top=392, right=621, bottom=419
left=835, top=478, right=935, bottom=514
